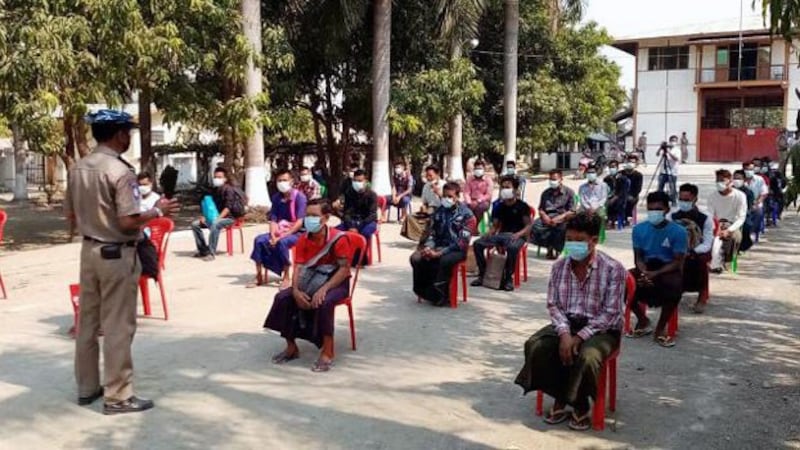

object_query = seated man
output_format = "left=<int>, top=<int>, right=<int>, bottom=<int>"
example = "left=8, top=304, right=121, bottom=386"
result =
left=766, top=161, right=787, bottom=224
left=191, top=167, right=245, bottom=260
left=383, top=161, right=414, bottom=223
left=515, top=213, right=627, bottom=431
left=295, top=166, right=322, bottom=201
left=628, top=191, right=688, bottom=347
left=668, top=184, right=714, bottom=313
left=620, top=155, right=643, bottom=222
left=743, top=160, right=768, bottom=240
left=338, top=162, right=360, bottom=196
left=708, top=169, right=748, bottom=273
left=263, top=199, right=353, bottom=373
left=472, top=176, right=532, bottom=292
left=250, top=169, right=307, bottom=288
left=464, top=159, right=494, bottom=223
left=137, top=172, right=161, bottom=212
left=335, top=169, right=377, bottom=265
left=504, top=160, right=526, bottom=198
left=577, top=165, right=608, bottom=216
left=402, top=165, right=445, bottom=242
left=410, top=182, right=474, bottom=306
left=604, top=161, right=631, bottom=228
left=532, top=170, right=576, bottom=260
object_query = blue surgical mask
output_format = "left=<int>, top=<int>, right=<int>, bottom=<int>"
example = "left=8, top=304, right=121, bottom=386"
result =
left=587, top=173, right=597, bottom=182
left=677, top=200, right=693, bottom=212
left=352, top=180, right=365, bottom=191
left=303, top=216, right=323, bottom=233
left=744, top=170, right=754, bottom=179
left=609, top=168, right=618, bottom=175
left=549, top=180, right=560, bottom=189
left=564, top=241, right=590, bottom=261
left=647, top=210, right=665, bottom=225
left=441, top=198, right=455, bottom=209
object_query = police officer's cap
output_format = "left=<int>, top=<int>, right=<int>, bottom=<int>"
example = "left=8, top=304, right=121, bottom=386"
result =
left=85, top=109, right=139, bottom=128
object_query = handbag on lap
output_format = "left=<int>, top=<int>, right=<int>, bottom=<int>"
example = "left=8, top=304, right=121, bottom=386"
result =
left=482, top=250, right=507, bottom=290
left=297, top=234, right=347, bottom=296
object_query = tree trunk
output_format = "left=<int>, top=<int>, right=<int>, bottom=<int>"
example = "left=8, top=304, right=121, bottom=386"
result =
left=370, top=0, right=392, bottom=196
left=74, top=118, right=91, bottom=158
left=448, top=42, right=465, bottom=181
left=241, top=0, right=270, bottom=207
left=503, top=0, right=519, bottom=165
left=138, top=87, right=153, bottom=174
left=11, top=123, right=28, bottom=202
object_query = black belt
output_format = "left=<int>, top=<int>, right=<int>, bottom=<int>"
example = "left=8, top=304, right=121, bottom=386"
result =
left=83, top=236, right=137, bottom=247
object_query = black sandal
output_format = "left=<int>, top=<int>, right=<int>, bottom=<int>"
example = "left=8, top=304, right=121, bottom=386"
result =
left=271, top=350, right=299, bottom=364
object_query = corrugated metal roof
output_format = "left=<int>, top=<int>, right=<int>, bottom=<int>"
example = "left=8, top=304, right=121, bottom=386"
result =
left=613, top=14, right=769, bottom=43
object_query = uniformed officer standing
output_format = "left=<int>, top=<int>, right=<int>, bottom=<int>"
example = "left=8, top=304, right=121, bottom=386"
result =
left=64, top=110, right=179, bottom=415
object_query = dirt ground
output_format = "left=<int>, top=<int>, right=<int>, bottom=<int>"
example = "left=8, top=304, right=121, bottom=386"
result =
left=0, top=164, right=798, bottom=449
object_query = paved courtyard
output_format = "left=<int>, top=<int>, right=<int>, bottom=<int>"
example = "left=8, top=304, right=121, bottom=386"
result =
left=0, top=164, right=798, bottom=449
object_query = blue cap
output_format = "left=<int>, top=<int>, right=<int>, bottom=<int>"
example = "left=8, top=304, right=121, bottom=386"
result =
left=85, top=109, right=139, bottom=127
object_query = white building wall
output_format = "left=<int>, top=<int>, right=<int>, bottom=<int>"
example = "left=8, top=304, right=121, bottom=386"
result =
left=787, top=41, right=800, bottom=131
left=635, top=65, right=699, bottom=162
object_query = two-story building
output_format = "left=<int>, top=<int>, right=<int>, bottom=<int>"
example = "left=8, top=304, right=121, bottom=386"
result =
left=614, top=16, right=798, bottom=163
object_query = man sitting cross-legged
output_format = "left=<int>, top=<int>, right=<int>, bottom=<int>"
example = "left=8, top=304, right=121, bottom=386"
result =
left=531, top=169, right=576, bottom=260
left=514, top=212, right=627, bottom=431
left=668, top=183, right=714, bottom=314
left=471, top=176, right=532, bottom=292
left=628, top=191, right=688, bottom=348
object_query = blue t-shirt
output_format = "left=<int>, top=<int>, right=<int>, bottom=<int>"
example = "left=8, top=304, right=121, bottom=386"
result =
left=632, top=221, right=688, bottom=263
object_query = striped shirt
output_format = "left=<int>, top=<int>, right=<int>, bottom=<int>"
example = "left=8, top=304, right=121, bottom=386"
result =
left=547, top=250, right=627, bottom=341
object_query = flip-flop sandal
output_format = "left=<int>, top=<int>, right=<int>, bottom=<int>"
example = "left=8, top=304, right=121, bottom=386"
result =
left=626, top=325, right=653, bottom=338
left=656, top=335, right=676, bottom=348
left=271, top=350, right=299, bottom=364
left=311, top=358, right=333, bottom=373
left=567, top=411, right=592, bottom=431
left=543, top=406, right=571, bottom=425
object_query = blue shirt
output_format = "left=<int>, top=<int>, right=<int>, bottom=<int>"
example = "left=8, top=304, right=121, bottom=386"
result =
left=632, top=221, right=688, bottom=263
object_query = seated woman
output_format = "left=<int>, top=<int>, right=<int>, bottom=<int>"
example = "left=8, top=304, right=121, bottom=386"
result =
left=628, top=191, right=688, bottom=347
left=515, top=213, right=627, bottom=431
left=410, top=182, right=474, bottom=306
left=249, top=169, right=307, bottom=289
left=263, top=199, right=352, bottom=372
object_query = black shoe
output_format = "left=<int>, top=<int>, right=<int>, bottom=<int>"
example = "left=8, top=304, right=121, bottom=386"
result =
left=78, top=387, right=103, bottom=406
left=470, top=278, right=483, bottom=287
left=710, top=268, right=723, bottom=274
left=103, top=396, right=155, bottom=415
left=502, top=281, right=514, bottom=291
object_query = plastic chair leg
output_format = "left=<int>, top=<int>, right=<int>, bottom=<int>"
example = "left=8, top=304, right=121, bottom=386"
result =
left=460, top=263, right=467, bottom=302
left=535, top=390, right=544, bottom=416
left=609, top=357, right=618, bottom=412
left=593, top=361, right=608, bottom=431
left=238, top=228, right=244, bottom=254
left=157, top=275, right=169, bottom=321
left=522, top=246, right=528, bottom=282
left=139, top=277, right=152, bottom=316
left=449, top=268, right=458, bottom=309
left=513, top=260, right=521, bottom=288
left=667, top=308, right=678, bottom=338
left=347, top=302, right=356, bottom=350
left=0, top=272, right=6, bottom=299
left=375, top=233, right=382, bottom=263
left=226, top=228, right=234, bottom=256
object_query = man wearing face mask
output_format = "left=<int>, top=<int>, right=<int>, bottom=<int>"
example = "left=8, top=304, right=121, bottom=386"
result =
left=335, top=169, right=377, bottom=265
left=249, top=169, right=306, bottom=288
left=471, top=176, right=532, bottom=291
left=66, top=109, right=180, bottom=414
left=464, top=160, right=494, bottom=223
left=410, top=182, right=474, bottom=306
left=604, top=161, right=631, bottom=228
left=656, top=138, right=681, bottom=205
left=708, top=170, right=748, bottom=273
left=504, top=160, right=527, bottom=198
left=621, top=155, right=643, bottom=222
left=577, top=166, right=609, bottom=217
left=383, top=161, right=414, bottom=223
left=766, top=161, right=787, bottom=225
left=532, top=170, right=576, bottom=260
left=295, top=166, right=322, bottom=201
left=137, top=172, right=161, bottom=213
left=515, top=213, right=626, bottom=431
left=191, top=167, right=245, bottom=261
left=668, top=184, right=714, bottom=313
left=742, top=161, right=768, bottom=240
left=338, top=162, right=361, bottom=196
left=628, top=191, right=688, bottom=347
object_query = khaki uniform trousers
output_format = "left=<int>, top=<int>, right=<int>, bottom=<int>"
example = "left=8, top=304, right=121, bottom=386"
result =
left=76, top=241, right=140, bottom=403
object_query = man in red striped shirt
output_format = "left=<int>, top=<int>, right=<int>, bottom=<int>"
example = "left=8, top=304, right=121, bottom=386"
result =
left=515, top=212, right=626, bottom=431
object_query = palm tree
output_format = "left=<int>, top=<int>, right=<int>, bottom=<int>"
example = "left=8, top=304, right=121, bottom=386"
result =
left=437, top=0, right=486, bottom=181
left=242, top=0, right=270, bottom=207
left=546, top=0, right=584, bottom=34
left=371, top=0, right=392, bottom=196
left=503, top=0, right=519, bottom=165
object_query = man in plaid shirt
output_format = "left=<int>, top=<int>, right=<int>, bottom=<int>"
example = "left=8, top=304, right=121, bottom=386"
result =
left=515, top=212, right=626, bottom=431
left=295, top=166, right=322, bottom=201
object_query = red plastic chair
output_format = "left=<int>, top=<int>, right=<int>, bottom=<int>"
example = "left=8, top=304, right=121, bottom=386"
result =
left=623, top=276, right=678, bottom=338
left=331, top=232, right=368, bottom=352
left=69, top=284, right=80, bottom=337
left=0, top=209, right=7, bottom=299
left=485, top=207, right=534, bottom=288
left=366, top=196, right=386, bottom=265
left=225, top=217, right=246, bottom=256
left=416, top=216, right=475, bottom=309
left=139, top=217, right=174, bottom=320
left=536, top=272, right=635, bottom=431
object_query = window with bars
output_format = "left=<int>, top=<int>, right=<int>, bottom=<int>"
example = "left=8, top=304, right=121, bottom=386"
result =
left=647, top=46, right=690, bottom=71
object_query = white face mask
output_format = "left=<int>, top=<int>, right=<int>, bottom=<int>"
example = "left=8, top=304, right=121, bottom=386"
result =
left=717, top=181, right=730, bottom=192
left=732, top=179, right=744, bottom=188
left=624, top=163, right=634, bottom=170
left=212, top=178, right=225, bottom=188
left=277, top=180, right=292, bottom=193
left=300, top=174, right=312, bottom=183
left=441, top=198, right=455, bottom=209
left=395, top=167, right=404, bottom=175
left=549, top=180, right=560, bottom=189
left=500, top=188, right=514, bottom=200
left=473, top=168, right=484, bottom=178
left=352, top=180, right=366, bottom=192
left=139, top=185, right=152, bottom=196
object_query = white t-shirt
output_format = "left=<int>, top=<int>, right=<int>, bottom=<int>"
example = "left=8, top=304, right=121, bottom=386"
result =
left=659, top=146, right=681, bottom=176
left=707, top=189, right=747, bottom=233
left=140, top=192, right=161, bottom=213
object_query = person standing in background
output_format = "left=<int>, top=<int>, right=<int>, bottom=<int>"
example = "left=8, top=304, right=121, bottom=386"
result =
left=680, top=132, right=689, bottom=163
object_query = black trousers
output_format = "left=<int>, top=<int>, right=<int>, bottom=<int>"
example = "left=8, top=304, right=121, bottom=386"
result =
left=473, top=233, right=525, bottom=282
left=410, top=249, right=466, bottom=304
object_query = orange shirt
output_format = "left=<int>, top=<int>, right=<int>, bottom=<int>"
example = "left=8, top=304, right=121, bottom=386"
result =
left=295, top=227, right=352, bottom=266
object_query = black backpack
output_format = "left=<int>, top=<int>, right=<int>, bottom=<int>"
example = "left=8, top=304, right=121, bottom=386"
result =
left=228, top=186, right=247, bottom=218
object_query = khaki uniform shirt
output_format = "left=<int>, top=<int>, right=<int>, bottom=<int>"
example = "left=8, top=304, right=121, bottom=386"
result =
left=64, top=145, right=141, bottom=243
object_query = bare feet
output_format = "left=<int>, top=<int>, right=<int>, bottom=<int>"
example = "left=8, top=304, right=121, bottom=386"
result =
left=279, top=277, right=292, bottom=290
left=246, top=273, right=263, bottom=289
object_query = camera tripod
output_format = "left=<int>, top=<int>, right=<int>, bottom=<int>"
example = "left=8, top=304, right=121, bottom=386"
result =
left=642, top=149, right=677, bottom=206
